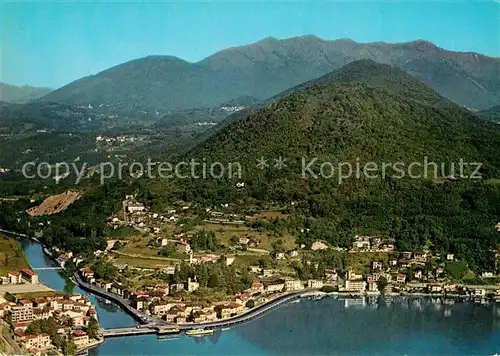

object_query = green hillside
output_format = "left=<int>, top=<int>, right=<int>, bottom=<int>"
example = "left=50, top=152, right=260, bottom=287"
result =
left=149, top=61, right=500, bottom=271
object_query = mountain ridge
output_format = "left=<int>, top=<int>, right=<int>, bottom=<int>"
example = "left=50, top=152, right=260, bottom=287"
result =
left=0, top=82, right=53, bottom=103
left=41, top=36, right=500, bottom=110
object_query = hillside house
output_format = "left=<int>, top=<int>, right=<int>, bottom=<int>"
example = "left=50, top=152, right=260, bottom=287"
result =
left=8, top=271, right=22, bottom=284
left=263, top=280, right=285, bottom=293
left=307, top=280, right=323, bottom=289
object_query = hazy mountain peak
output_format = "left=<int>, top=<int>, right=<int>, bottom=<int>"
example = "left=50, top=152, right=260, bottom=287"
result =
left=408, top=39, right=440, bottom=50
left=0, top=82, right=53, bottom=103
left=256, top=36, right=279, bottom=44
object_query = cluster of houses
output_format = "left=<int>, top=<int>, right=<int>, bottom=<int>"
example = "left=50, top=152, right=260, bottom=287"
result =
left=333, top=251, right=500, bottom=297
left=79, top=266, right=255, bottom=323
left=207, top=209, right=245, bottom=224
left=236, top=236, right=260, bottom=248
left=148, top=296, right=249, bottom=323
left=220, top=105, right=246, bottom=113
left=79, top=261, right=323, bottom=325
left=0, top=293, right=99, bottom=355
left=351, top=235, right=395, bottom=252
left=95, top=135, right=146, bottom=144
left=250, top=277, right=322, bottom=293
left=0, top=269, right=39, bottom=285
left=109, top=197, right=188, bottom=230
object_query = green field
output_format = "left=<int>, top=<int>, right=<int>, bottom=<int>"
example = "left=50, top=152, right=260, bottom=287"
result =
left=105, top=226, right=140, bottom=238
left=0, top=236, right=30, bottom=276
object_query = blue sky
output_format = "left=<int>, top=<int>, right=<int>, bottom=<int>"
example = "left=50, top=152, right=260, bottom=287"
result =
left=2, top=1, right=499, bottom=89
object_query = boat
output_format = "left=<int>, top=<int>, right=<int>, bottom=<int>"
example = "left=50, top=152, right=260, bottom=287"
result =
left=157, top=327, right=180, bottom=335
left=221, top=327, right=231, bottom=331
left=43, top=246, right=53, bottom=257
left=185, top=328, right=214, bottom=336
left=158, top=334, right=180, bottom=341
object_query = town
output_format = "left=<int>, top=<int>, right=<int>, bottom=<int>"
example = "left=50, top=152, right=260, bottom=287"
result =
left=0, top=270, right=101, bottom=355
left=37, top=194, right=500, bottom=327
left=2, top=190, right=500, bottom=355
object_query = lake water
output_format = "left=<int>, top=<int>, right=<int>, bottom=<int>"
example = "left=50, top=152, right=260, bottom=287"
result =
left=22, top=239, right=500, bottom=355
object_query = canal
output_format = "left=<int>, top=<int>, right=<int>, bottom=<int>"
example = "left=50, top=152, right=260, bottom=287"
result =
left=21, top=239, right=137, bottom=329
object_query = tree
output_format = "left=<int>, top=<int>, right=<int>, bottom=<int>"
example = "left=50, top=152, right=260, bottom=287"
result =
left=92, top=260, right=118, bottom=280
left=245, top=300, right=255, bottom=308
left=111, top=241, right=123, bottom=250
left=320, top=285, right=335, bottom=293
left=376, top=277, right=388, bottom=294
left=87, top=317, right=99, bottom=339
left=62, top=336, right=76, bottom=356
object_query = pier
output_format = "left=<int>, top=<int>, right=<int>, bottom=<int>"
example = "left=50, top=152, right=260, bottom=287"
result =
left=102, top=327, right=157, bottom=337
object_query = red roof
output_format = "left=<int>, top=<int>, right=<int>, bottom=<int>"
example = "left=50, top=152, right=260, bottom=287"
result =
left=73, top=329, right=87, bottom=337
left=13, top=321, right=30, bottom=328
left=22, top=268, right=36, bottom=276
left=8, top=271, right=20, bottom=276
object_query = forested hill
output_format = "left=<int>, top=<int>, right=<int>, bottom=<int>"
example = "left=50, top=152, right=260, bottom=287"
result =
left=191, top=61, right=500, bottom=179
left=154, top=61, right=500, bottom=272
left=275, top=59, right=452, bottom=108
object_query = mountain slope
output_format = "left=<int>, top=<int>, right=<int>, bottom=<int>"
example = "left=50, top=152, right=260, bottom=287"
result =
left=275, top=59, right=451, bottom=108
left=41, top=37, right=500, bottom=110
left=0, top=82, right=52, bottom=103
left=192, top=82, right=500, bottom=181
left=182, top=61, right=500, bottom=193
left=478, top=105, right=500, bottom=122
left=160, top=61, right=500, bottom=271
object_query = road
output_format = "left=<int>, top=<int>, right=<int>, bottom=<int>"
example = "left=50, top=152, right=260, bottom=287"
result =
left=73, top=272, right=152, bottom=324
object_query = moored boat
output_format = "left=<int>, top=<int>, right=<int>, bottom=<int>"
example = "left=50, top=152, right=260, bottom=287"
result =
left=185, top=328, right=214, bottom=336
left=157, top=327, right=180, bottom=335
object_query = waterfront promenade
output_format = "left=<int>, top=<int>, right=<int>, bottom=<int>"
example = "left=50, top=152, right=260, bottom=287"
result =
left=100, top=290, right=317, bottom=338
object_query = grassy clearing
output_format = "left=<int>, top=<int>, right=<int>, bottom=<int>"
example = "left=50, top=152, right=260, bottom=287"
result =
left=194, top=222, right=297, bottom=252
left=112, top=256, right=176, bottom=269
left=0, top=236, right=30, bottom=276
left=344, top=252, right=390, bottom=275
left=118, top=236, right=162, bottom=257
left=232, top=254, right=273, bottom=269
left=105, top=226, right=140, bottom=238
left=10, top=290, right=65, bottom=300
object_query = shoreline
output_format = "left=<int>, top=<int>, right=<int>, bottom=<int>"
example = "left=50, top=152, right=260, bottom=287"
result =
left=3, top=228, right=499, bottom=353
